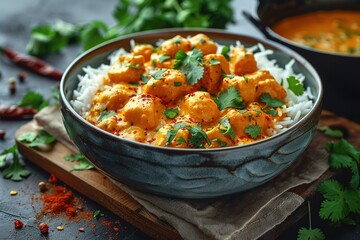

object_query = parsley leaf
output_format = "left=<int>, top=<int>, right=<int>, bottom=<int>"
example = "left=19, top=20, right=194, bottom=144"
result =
left=97, top=109, right=116, bottom=122
left=245, top=124, right=261, bottom=139
left=159, top=55, right=171, bottom=63
left=317, top=126, right=344, bottom=138
left=64, top=153, right=94, bottom=171
left=1, top=145, right=31, bottom=181
left=218, top=117, right=235, bottom=140
left=214, top=86, right=245, bottom=110
left=260, top=93, right=285, bottom=108
left=209, top=58, right=220, bottom=65
left=174, top=49, right=204, bottom=85
left=150, top=69, right=167, bottom=80
left=287, top=76, right=304, bottom=96
left=221, top=45, right=230, bottom=60
left=164, top=108, right=179, bottom=119
left=18, top=130, right=56, bottom=148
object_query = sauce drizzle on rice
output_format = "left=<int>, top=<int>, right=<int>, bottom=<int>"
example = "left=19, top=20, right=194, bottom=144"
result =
left=71, top=34, right=314, bottom=148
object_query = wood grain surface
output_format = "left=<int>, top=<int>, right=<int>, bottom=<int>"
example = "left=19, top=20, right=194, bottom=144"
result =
left=15, top=110, right=360, bottom=240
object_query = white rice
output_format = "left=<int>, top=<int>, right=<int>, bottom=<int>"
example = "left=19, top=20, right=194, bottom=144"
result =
left=71, top=40, right=314, bottom=135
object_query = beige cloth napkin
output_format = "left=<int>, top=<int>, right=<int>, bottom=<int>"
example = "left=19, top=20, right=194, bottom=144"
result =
left=35, top=105, right=329, bottom=240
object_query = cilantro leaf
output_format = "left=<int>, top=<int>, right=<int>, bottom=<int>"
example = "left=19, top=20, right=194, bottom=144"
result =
left=174, top=49, right=204, bottom=85
left=287, top=76, right=304, bottom=96
left=297, top=228, right=325, bottom=240
left=64, top=153, right=93, bottom=171
left=319, top=198, right=348, bottom=223
left=212, top=138, right=227, bottom=147
left=266, top=109, right=277, bottom=116
left=222, top=73, right=236, bottom=79
left=1, top=145, right=31, bottom=181
left=176, top=136, right=186, bottom=145
left=150, top=69, right=167, bottom=80
left=93, top=210, right=104, bottom=219
left=159, top=55, right=170, bottom=63
left=209, top=58, right=220, bottom=65
left=317, top=126, right=344, bottom=138
left=18, top=130, right=56, bottom=148
left=163, top=108, right=179, bottom=119
left=221, top=45, right=230, bottom=60
left=188, top=125, right=211, bottom=148
left=97, top=109, right=116, bottom=122
left=141, top=74, right=150, bottom=84
left=344, top=189, right=360, bottom=214
left=174, top=82, right=182, bottom=87
left=245, top=124, right=261, bottom=139
left=260, top=93, right=285, bottom=108
left=18, top=91, right=46, bottom=110
left=218, top=117, right=235, bottom=140
left=0, top=145, right=18, bottom=168
left=214, top=86, right=245, bottom=110
left=165, top=123, right=188, bottom=146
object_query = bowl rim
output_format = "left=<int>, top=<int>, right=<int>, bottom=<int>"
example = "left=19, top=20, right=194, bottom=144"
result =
left=60, top=28, right=323, bottom=153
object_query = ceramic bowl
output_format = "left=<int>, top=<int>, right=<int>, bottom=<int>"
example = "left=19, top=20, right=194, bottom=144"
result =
left=60, top=29, right=323, bottom=199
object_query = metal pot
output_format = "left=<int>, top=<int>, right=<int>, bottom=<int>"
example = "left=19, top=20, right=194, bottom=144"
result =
left=243, top=0, right=360, bottom=122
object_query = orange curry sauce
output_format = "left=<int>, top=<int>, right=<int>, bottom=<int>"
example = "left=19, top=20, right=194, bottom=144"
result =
left=86, top=34, right=287, bottom=148
left=272, top=10, right=360, bottom=55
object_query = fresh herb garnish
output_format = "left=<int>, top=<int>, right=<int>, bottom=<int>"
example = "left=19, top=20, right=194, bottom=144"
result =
left=173, top=49, right=204, bottom=85
left=174, top=82, right=182, bottom=87
left=266, top=109, right=277, bottom=117
left=200, top=38, right=206, bottom=44
left=287, top=76, right=304, bottom=96
left=188, top=125, right=211, bottom=148
left=218, top=117, right=235, bottom=140
left=214, top=86, right=245, bottom=110
left=244, top=77, right=249, bottom=83
left=97, top=109, right=116, bottom=122
left=93, top=210, right=104, bottom=219
left=159, top=55, right=171, bottom=63
left=212, top=138, right=227, bottom=147
left=317, top=126, right=344, bottom=138
left=245, top=124, right=261, bottom=139
left=150, top=69, right=167, bottom=80
left=221, top=45, right=230, bottom=60
left=18, top=91, right=47, bottom=110
left=0, top=145, right=31, bottom=181
left=163, top=108, right=179, bottom=119
left=260, top=93, right=285, bottom=109
left=297, top=201, right=325, bottom=240
left=165, top=123, right=188, bottom=146
left=222, top=73, right=236, bottom=79
left=177, top=136, right=186, bottom=145
left=64, top=153, right=94, bottom=171
left=18, top=130, right=56, bottom=148
left=126, top=63, right=140, bottom=70
left=141, top=74, right=150, bottom=83
left=209, top=58, right=220, bottom=65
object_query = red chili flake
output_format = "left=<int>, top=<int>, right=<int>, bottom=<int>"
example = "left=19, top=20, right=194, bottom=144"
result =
left=48, top=174, right=57, bottom=184
left=39, top=222, right=49, bottom=234
left=14, top=219, right=24, bottom=229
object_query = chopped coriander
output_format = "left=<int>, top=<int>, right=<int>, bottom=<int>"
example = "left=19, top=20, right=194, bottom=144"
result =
left=221, top=45, right=230, bottom=60
left=266, top=109, right=277, bottom=116
left=222, top=73, right=236, bottom=79
left=159, top=55, right=171, bottom=63
left=287, top=76, right=304, bottom=96
left=150, top=69, right=167, bottom=80
left=212, top=138, right=227, bottom=147
left=209, top=58, right=220, bottom=65
left=200, top=38, right=206, bottom=44
left=97, top=109, right=116, bottom=122
left=218, top=117, right=235, bottom=140
left=239, top=109, right=248, bottom=114
left=64, top=153, right=94, bottom=171
left=129, top=82, right=139, bottom=86
left=141, top=74, right=150, bottom=83
left=317, top=126, right=344, bottom=138
left=18, top=130, right=56, bottom=148
left=18, top=91, right=47, bottom=110
left=214, top=86, right=245, bottom=110
left=260, top=93, right=285, bottom=108
left=164, top=108, right=179, bottom=119
left=254, top=109, right=262, bottom=117
left=297, top=201, right=325, bottom=240
left=177, top=136, right=186, bottom=145
left=165, top=123, right=188, bottom=146
left=243, top=77, right=249, bottom=83
left=126, top=63, right=140, bottom=70
left=173, top=39, right=181, bottom=44
left=248, top=113, right=253, bottom=122
left=93, top=210, right=104, bottom=219
left=245, top=124, right=261, bottom=139
left=188, top=125, right=211, bottom=148
left=174, top=49, right=204, bottom=85
left=174, top=82, right=182, bottom=87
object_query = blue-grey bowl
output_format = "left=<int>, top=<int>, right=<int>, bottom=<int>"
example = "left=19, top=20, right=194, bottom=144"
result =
left=60, top=29, right=323, bottom=199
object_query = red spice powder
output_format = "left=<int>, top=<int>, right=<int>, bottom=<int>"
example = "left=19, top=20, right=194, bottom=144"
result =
left=41, top=186, right=77, bottom=217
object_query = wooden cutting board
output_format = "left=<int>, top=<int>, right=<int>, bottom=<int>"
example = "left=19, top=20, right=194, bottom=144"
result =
left=15, top=110, right=360, bottom=240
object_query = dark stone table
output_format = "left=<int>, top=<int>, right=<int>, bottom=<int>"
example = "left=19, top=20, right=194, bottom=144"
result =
left=0, top=0, right=359, bottom=239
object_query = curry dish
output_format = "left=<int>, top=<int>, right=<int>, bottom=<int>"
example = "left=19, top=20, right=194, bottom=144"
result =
left=85, top=34, right=291, bottom=148
left=272, top=10, right=360, bottom=55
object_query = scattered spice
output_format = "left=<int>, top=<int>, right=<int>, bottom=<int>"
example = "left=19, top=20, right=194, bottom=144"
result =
left=0, top=129, right=5, bottom=139
left=93, top=210, right=104, bottom=219
left=10, top=190, right=17, bottom=196
left=41, top=185, right=77, bottom=218
left=14, top=219, right=24, bottom=229
left=0, top=105, right=37, bottom=119
left=57, top=225, right=64, bottom=231
left=9, top=77, right=16, bottom=94
left=48, top=174, right=57, bottom=184
left=38, top=181, right=49, bottom=192
left=0, top=47, right=63, bottom=80
left=78, top=227, right=85, bottom=232
left=18, top=71, right=27, bottom=82
left=38, top=222, right=49, bottom=234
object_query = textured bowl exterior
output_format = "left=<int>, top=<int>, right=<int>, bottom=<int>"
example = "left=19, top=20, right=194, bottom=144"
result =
left=60, top=29, right=323, bottom=199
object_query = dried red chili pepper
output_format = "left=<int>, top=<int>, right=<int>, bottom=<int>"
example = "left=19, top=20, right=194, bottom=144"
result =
left=0, top=47, right=62, bottom=80
left=14, top=219, right=24, bottom=229
left=0, top=105, right=37, bottom=119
